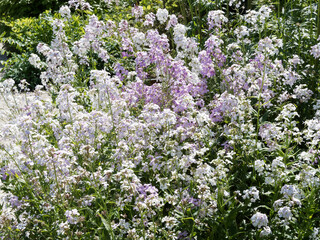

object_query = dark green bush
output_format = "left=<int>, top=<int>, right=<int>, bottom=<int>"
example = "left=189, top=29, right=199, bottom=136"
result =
left=0, top=11, right=54, bottom=89
left=0, top=0, right=68, bottom=19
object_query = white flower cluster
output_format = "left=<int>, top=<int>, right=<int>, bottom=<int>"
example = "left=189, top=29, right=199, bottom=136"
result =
left=207, top=10, right=228, bottom=30
left=156, top=8, right=169, bottom=24
left=251, top=212, right=269, bottom=228
left=28, top=53, right=46, bottom=69
left=251, top=212, right=272, bottom=236
left=243, top=186, right=260, bottom=203
left=278, top=206, right=292, bottom=220
left=59, top=5, right=71, bottom=19
left=311, top=41, right=320, bottom=59
left=257, top=37, right=283, bottom=56
left=65, top=209, right=80, bottom=224
left=292, top=84, right=313, bottom=103
left=173, top=24, right=187, bottom=49
left=132, top=32, right=146, bottom=50
left=228, top=0, right=245, bottom=8
left=254, top=160, right=265, bottom=174
left=243, top=5, right=272, bottom=31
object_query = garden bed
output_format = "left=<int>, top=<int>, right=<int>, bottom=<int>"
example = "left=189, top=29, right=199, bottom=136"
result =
left=0, top=0, right=320, bottom=239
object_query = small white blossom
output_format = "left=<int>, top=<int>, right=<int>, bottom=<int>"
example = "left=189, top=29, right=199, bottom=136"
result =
left=251, top=212, right=269, bottom=228
left=29, top=53, right=46, bottom=69
left=59, top=5, right=71, bottom=19
left=278, top=206, right=292, bottom=220
left=243, top=187, right=260, bottom=203
left=162, top=216, right=178, bottom=230
left=65, top=209, right=80, bottom=224
left=280, top=184, right=299, bottom=199
left=260, top=226, right=272, bottom=237
left=156, top=8, right=169, bottom=24
left=254, top=160, right=265, bottom=174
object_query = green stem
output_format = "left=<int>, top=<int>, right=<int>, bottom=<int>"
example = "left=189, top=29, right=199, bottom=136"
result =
left=162, top=0, right=166, bottom=8
left=317, top=0, right=320, bottom=37
left=311, top=0, right=313, bottom=40
left=178, top=0, right=188, bottom=25
left=255, top=59, right=267, bottom=148
left=246, top=0, right=252, bottom=11
left=198, top=0, right=202, bottom=45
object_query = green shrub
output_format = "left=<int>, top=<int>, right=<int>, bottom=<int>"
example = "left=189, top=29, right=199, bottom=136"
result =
left=0, top=11, right=54, bottom=88
left=0, top=0, right=67, bottom=19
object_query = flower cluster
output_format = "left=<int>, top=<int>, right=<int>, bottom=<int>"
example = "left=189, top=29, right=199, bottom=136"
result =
left=0, top=2, right=320, bottom=240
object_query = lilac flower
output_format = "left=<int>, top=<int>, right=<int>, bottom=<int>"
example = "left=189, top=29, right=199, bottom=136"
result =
left=207, top=10, right=228, bottom=30
left=65, top=209, right=80, bottom=224
left=144, top=13, right=156, bottom=27
left=166, top=14, right=178, bottom=30
left=132, top=5, right=144, bottom=20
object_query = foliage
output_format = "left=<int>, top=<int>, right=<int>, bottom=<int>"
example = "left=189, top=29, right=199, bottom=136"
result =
left=0, top=12, right=53, bottom=88
left=0, top=0, right=67, bottom=19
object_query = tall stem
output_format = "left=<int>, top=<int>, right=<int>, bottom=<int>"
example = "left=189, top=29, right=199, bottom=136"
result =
left=310, top=0, right=313, bottom=40
left=246, top=0, right=252, bottom=11
left=178, top=0, right=188, bottom=25
left=198, top=0, right=202, bottom=45
left=163, top=0, right=167, bottom=8
left=317, top=0, right=320, bottom=37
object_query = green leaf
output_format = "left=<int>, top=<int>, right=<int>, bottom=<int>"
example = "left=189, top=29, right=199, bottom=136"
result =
left=98, top=213, right=113, bottom=240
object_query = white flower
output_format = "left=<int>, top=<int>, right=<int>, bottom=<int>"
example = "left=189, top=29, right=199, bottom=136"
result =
left=243, top=187, right=260, bottom=203
left=162, top=216, right=178, bottom=229
left=251, top=212, right=268, bottom=228
left=57, top=221, right=70, bottom=235
left=173, top=24, right=187, bottom=49
left=29, top=53, right=46, bottom=69
left=311, top=42, right=320, bottom=59
left=229, top=0, right=245, bottom=8
left=276, top=104, right=299, bottom=122
left=311, top=227, right=319, bottom=240
left=59, top=5, right=71, bottom=19
left=132, top=32, right=145, bottom=49
left=271, top=157, right=285, bottom=171
left=289, top=54, right=303, bottom=66
left=156, top=8, right=169, bottom=24
left=65, top=209, right=80, bottom=224
left=265, top=176, right=275, bottom=185
left=278, top=206, right=292, bottom=220
left=1, top=78, right=15, bottom=92
left=292, top=84, right=313, bottom=103
left=260, top=226, right=272, bottom=237
left=235, top=26, right=249, bottom=38
left=280, top=184, right=299, bottom=199
left=207, top=10, right=228, bottom=30
left=273, top=199, right=284, bottom=210
left=254, top=160, right=265, bottom=174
